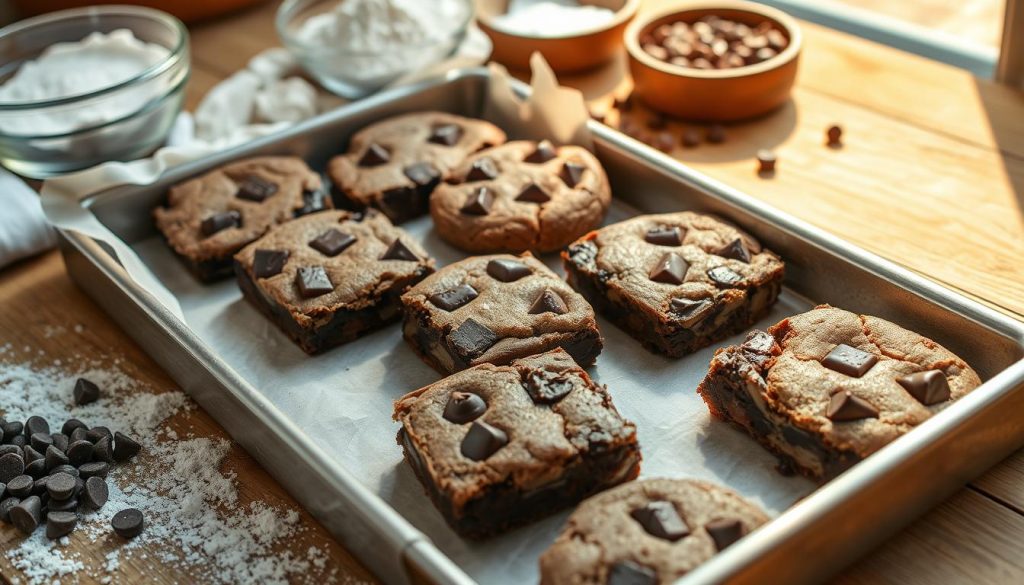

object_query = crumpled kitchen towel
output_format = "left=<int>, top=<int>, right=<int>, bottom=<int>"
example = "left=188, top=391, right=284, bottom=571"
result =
left=0, top=168, right=57, bottom=269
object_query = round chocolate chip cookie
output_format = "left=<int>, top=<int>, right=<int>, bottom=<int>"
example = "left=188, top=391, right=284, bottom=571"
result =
left=327, top=112, right=506, bottom=224
left=539, top=478, right=769, bottom=585
left=429, top=140, right=612, bottom=254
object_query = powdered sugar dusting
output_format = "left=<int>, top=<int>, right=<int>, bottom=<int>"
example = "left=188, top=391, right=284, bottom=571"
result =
left=1, top=354, right=343, bottom=584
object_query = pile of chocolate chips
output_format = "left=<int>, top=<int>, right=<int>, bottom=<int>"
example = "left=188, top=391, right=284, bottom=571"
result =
left=0, top=378, right=144, bottom=540
left=640, top=16, right=789, bottom=70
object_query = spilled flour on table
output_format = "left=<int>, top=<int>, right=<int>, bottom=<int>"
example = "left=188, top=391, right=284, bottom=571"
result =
left=0, top=355, right=338, bottom=584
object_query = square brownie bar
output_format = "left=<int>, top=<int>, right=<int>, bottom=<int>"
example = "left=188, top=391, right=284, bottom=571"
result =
left=563, top=212, right=784, bottom=357
left=400, top=253, right=602, bottom=375
left=696, top=305, right=982, bottom=479
left=393, top=349, right=641, bottom=538
left=234, top=209, right=434, bottom=354
left=154, top=156, right=332, bottom=282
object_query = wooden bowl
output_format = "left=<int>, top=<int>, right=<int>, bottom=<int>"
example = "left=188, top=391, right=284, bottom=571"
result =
left=476, top=0, right=641, bottom=74
left=625, top=0, right=802, bottom=121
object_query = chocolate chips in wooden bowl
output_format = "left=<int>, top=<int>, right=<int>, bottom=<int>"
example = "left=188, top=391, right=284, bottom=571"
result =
left=640, top=15, right=790, bottom=71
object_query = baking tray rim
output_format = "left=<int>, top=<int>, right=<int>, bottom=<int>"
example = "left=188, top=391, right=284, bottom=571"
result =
left=57, top=67, right=1024, bottom=584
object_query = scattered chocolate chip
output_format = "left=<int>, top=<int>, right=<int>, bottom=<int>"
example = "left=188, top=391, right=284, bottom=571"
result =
left=649, top=253, right=689, bottom=285
left=295, top=189, right=329, bottom=217
left=429, top=284, right=479, bottom=311
left=404, top=162, right=442, bottom=194
left=69, top=427, right=88, bottom=443
left=296, top=266, right=334, bottom=298
left=705, top=518, right=744, bottom=550
left=647, top=114, right=668, bottom=130
left=631, top=501, right=690, bottom=541
left=85, top=426, right=111, bottom=444
left=235, top=175, right=278, bottom=202
left=466, top=158, right=499, bottom=182
left=309, top=229, right=357, bottom=257
left=756, top=149, right=777, bottom=175
left=707, top=266, right=744, bottom=287
left=826, top=124, right=843, bottom=148
left=23, top=445, right=43, bottom=463
left=559, top=161, right=586, bottom=188
left=515, top=183, right=550, bottom=203
left=25, top=459, right=46, bottom=479
left=83, top=477, right=108, bottom=511
left=45, top=511, right=77, bottom=539
left=30, top=477, right=48, bottom=496
left=486, top=259, right=531, bottom=282
left=827, top=390, right=879, bottom=421
left=608, top=560, right=657, bottom=585
left=48, top=464, right=77, bottom=478
left=381, top=238, right=419, bottom=261
left=716, top=238, right=751, bottom=263
left=78, top=462, right=109, bottom=480
left=358, top=143, right=390, bottom=167
left=47, top=472, right=76, bottom=501
left=645, top=226, right=683, bottom=246
left=653, top=131, right=675, bottom=153
left=528, top=289, right=568, bottom=315
left=44, top=446, right=68, bottom=472
left=448, top=318, right=499, bottom=361
left=0, top=445, right=18, bottom=457
left=92, top=436, right=115, bottom=464
left=670, top=298, right=713, bottom=327
left=706, top=125, right=728, bottom=144
left=525, top=140, right=558, bottom=164
left=10, top=495, right=41, bottom=534
left=460, top=421, right=508, bottom=461
left=6, top=475, right=32, bottom=498
left=9, top=435, right=25, bottom=448
left=112, top=508, right=145, bottom=539
left=443, top=392, right=487, bottom=424
left=822, top=344, right=878, bottom=378
left=30, top=433, right=53, bottom=452
left=73, top=378, right=100, bottom=405
left=460, top=186, right=495, bottom=215
left=741, top=330, right=775, bottom=355
left=112, top=432, right=141, bottom=463
left=3, top=421, right=24, bottom=441
left=253, top=249, right=289, bottom=278
left=0, top=497, right=20, bottom=523
left=897, top=370, right=951, bottom=405
left=200, top=210, right=241, bottom=237
left=25, top=416, right=49, bottom=438
left=428, top=123, right=463, bottom=146
left=51, top=434, right=68, bottom=453
left=682, top=129, right=702, bottom=148
left=524, top=371, right=574, bottom=404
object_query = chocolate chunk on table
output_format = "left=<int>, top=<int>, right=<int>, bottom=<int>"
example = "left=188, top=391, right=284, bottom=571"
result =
left=393, top=349, right=640, bottom=538
left=400, top=253, right=602, bottom=375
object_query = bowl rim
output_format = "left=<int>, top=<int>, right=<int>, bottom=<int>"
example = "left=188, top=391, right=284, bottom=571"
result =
left=276, top=0, right=474, bottom=55
left=0, top=5, right=189, bottom=111
left=624, top=0, right=803, bottom=79
left=478, top=0, right=642, bottom=40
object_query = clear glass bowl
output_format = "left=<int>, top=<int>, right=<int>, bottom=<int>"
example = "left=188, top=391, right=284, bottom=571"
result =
left=277, top=0, right=473, bottom=99
left=0, top=6, right=190, bottom=178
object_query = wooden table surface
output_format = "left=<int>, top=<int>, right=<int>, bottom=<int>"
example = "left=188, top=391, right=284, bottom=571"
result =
left=3, top=1, right=1024, bottom=583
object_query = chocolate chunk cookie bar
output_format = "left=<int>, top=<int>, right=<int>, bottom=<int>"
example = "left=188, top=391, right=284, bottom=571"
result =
left=154, top=156, right=331, bottom=282
left=234, top=209, right=434, bottom=354
left=563, top=212, right=784, bottom=357
left=393, top=349, right=641, bottom=538
left=400, top=253, right=602, bottom=374
left=697, top=305, right=982, bottom=479
left=430, top=140, right=612, bottom=253
left=327, top=112, right=506, bottom=224
left=539, top=478, right=769, bottom=585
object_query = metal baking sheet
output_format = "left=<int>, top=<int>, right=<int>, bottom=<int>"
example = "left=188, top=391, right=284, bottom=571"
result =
left=58, top=69, right=1024, bottom=585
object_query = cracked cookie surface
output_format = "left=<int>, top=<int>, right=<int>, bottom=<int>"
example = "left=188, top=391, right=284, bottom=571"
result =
left=539, top=478, right=769, bottom=585
left=400, top=253, right=602, bottom=374
left=327, top=112, right=506, bottom=224
left=564, top=212, right=784, bottom=357
left=393, top=349, right=641, bottom=537
left=697, top=304, right=982, bottom=479
left=154, top=156, right=330, bottom=281
left=430, top=140, right=612, bottom=253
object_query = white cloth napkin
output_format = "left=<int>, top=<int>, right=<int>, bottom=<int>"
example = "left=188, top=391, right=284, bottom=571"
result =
left=0, top=169, right=57, bottom=269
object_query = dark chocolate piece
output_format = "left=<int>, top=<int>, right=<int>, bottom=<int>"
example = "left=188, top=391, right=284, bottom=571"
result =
left=515, top=183, right=551, bottom=203
left=827, top=125, right=843, bottom=147
left=707, top=266, right=743, bottom=286
left=403, top=162, right=442, bottom=194
left=78, top=462, right=110, bottom=480
left=381, top=238, right=419, bottom=261
left=93, top=436, right=115, bottom=464
left=649, top=253, right=689, bottom=285
left=608, top=560, right=657, bottom=585
left=6, top=475, right=32, bottom=498
left=296, top=266, right=334, bottom=298
left=524, top=140, right=557, bottom=164
left=60, top=419, right=86, bottom=437
left=716, top=238, right=751, bottom=263
left=443, top=392, right=487, bottom=424
left=706, top=125, right=727, bottom=144
left=200, top=210, right=241, bottom=237
left=73, top=378, right=100, bottom=405
left=428, top=123, right=463, bottom=146
left=44, top=446, right=68, bottom=472
left=822, top=344, right=878, bottom=378
left=309, top=229, right=356, bottom=257
left=896, top=370, right=951, bottom=405
left=461, top=187, right=495, bottom=215
left=529, top=289, right=568, bottom=315
left=235, top=175, right=278, bottom=202
left=112, top=508, right=145, bottom=539
left=295, top=189, right=329, bottom=217
left=645, top=227, right=683, bottom=246
left=29, top=433, right=53, bottom=453
left=448, top=318, right=499, bottom=361
left=757, top=150, right=777, bottom=175
left=466, top=158, right=499, bottom=182
left=669, top=298, right=713, bottom=327
left=85, top=426, right=111, bottom=444
left=83, top=476, right=109, bottom=511
left=429, top=284, right=479, bottom=312
left=486, top=259, right=531, bottom=282
left=705, top=518, right=744, bottom=550
left=25, top=416, right=49, bottom=437
left=10, top=495, right=41, bottom=534
left=524, top=371, right=573, bottom=404
left=112, top=432, right=142, bottom=463
left=460, top=421, right=508, bottom=461
left=253, top=249, right=289, bottom=278
left=631, top=500, right=690, bottom=541
left=45, top=511, right=77, bottom=539
left=559, top=161, right=585, bottom=188
left=358, top=143, right=390, bottom=167
left=66, top=441, right=93, bottom=467
left=47, top=472, right=76, bottom=501
left=826, top=390, right=879, bottom=421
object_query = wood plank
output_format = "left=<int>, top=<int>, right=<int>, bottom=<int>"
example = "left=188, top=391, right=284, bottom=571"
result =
left=825, top=0, right=1005, bottom=48
left=834, top=489, right=1024, bottom=584
left=0, top=252, right=376, bottom=585
left=188, top=1, right=280, bottom=77
left=973, top=449, right=1024, bottom=513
